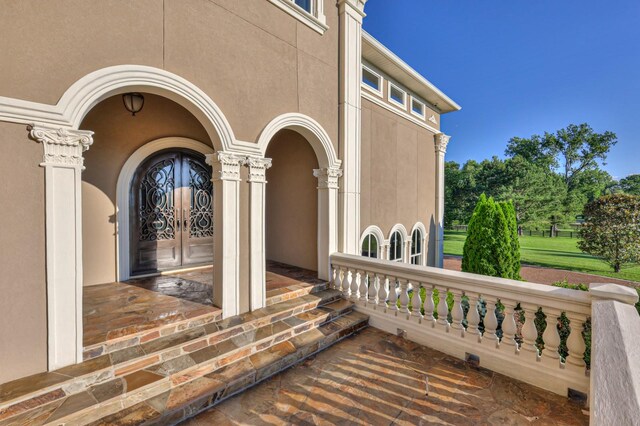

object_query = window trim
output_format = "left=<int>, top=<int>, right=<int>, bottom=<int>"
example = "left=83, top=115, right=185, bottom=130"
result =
left=361, top=233, right=379, bottom=259
left=361, top=64, right=383, bottom=97
left=410, top=97, right=426, bottom=119
left=388, top=230, right=404, bottom=262
left=410, top=228, right=423, bottom=265
left=267, top=0, right=328, bottom=34
left=388, top=81, right=407, bottom=109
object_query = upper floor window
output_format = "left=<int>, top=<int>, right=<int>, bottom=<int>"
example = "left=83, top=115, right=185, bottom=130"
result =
left=410, top=229, right=423, bottom=265
left=389, top=231, right=403, bottom=262
left=361, top=234, right=379, bottom=258
left=294, top=0, right=311, bottom=12
left=268, top=0, right=327, bottom=34
left=362, top=66, right=382, bottom=95
left=411, top=98, right=425, bottom=118
left=388, top=82, right=406, bottom=108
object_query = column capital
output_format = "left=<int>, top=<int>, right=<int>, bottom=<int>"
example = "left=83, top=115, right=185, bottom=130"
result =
left=28, top=124, right=93, bottom=168
left=337, top=0, right=367, bottom=18
left=434, top=133, right=450, bottom=154
left=206, top=152, right=244, bottom=181
left=244, top=156, right=273, bottom=184
left=314, top=167, right=342, bottom=189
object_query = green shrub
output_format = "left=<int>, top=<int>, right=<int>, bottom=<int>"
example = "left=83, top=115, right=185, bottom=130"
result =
left=462, top=194, right=517, bottom=279
left=498, top=201, right=521, bottom=279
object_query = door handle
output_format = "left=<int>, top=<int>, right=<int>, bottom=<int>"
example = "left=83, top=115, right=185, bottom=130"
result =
left=183, top=208, right=188, bottom=230
left=175, top=207, right=180, bottom=231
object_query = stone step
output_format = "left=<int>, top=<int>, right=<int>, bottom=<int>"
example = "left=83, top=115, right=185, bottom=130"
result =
left=0, top=290, right=344, bottom=424
left=84, top=284, right=334, bottom=362
left=84, top=311, right=369, bottom=426
left=265, top=281, right=329, bottom=307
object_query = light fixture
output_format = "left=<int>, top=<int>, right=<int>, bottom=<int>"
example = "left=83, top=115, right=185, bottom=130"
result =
left=122, top=92, right=145, bottom=116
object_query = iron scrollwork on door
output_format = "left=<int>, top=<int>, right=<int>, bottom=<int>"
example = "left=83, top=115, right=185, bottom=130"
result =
left=188, top=159, right=214, bottom=238
left=138, top=158, right=176, bottom=241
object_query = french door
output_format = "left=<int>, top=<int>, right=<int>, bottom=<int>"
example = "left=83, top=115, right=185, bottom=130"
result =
left=130, top=149, right=213, bottom=276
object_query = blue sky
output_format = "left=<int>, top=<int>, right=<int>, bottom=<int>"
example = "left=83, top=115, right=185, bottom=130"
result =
left=362, top=0, right=640, bottom=179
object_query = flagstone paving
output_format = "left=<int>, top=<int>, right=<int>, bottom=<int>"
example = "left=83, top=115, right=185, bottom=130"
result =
left=184, top=327, right=589, bottom=426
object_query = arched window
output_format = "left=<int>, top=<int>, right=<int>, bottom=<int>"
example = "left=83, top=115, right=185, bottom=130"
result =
left=361, top=233, right=379, bottom=258
left=410, top=228, right=423, bottom=265
left=389, top=231, right=403, bottom=262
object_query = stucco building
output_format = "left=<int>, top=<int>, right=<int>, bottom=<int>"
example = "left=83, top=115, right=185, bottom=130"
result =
left=0, top=0, right=458, bottom=384
left=2, top=1, right=633, bottom=425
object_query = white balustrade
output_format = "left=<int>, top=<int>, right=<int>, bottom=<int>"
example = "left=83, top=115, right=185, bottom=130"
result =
left=329, top=253, right=593, bottom=398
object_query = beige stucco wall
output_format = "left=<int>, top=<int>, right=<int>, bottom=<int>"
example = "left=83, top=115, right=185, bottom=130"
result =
left=265, top=130, right=319, bottom=271
left=0, top=0, right=339, bottom=150
left=81, top=94, right=211, bottom=286
left=360, top=98, right=438, bottom=265
left=0, top=122, right=47, bottom=384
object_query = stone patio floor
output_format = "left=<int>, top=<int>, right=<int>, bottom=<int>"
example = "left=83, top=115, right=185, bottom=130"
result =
left=84, top=261, right=324, bottom=347
left=183, top=327, right=589, bottom=426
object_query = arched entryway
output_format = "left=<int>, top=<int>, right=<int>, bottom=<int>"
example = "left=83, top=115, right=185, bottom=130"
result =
left=129, top=148, right=213, bottom=276
left=114, top=137, right=215, bottom=281
left=31, top=65, right=242, bottom=370
left=265, top=130, right=319, bottom=272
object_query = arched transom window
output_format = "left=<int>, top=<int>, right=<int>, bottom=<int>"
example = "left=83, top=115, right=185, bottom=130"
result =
left=410, top=228, right=423, bottom=265
left=389, top=231, right=403, bottom=262
left=361, top=233, right=379, bottom=258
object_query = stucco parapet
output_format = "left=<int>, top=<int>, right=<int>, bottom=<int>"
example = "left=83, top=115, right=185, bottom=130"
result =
left=27, top=124, right=93, bottom=168
left=589, top=283, right=639, bottom=305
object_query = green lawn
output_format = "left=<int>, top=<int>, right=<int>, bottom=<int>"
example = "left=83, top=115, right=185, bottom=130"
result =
left=444, top=230, right=640, bottom=283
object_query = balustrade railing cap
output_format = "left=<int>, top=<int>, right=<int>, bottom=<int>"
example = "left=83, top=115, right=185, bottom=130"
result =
left=589, top=283, right=639, bottom=305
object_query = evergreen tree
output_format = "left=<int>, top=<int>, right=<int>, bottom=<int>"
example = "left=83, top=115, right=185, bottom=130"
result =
left=462, top=195, right=515, bottom=279
left=498, top=201, right=521, bottom=279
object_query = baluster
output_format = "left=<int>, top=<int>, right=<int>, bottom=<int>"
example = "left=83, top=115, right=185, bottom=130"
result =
left=342, top=268, right=351, bottom=298
left=330, top=265, right=337, bottom=290
left=500, top=299, right=518, bottom=353
left=367, top=272, right=378, bottom=305
left=450, top=290, right=464, bottom=336
left=565, top=311, right=587, bottom=370
left=436, top=287, right=449, bottom=328
left=377, top=275, right=388, bottom=309
left=465, top=292, right=481, bottom=342
left=398, top=279, right=410, bottom=315
left=334, top=267, right=343, bottom=292
left=411, top=282, right=423, bottom=320
left=423, top=284, right=436, bottom=327
left=387, top=276, right=398, bottom=313
left=540, top=307, right=562, bottom=367
left=481, top=296, right=499, bottom=348
left=520, top=304, right=541, bottom=362
left=350, top=269, right=360, bottom=301
left=358, top=270, right=368, bottom=302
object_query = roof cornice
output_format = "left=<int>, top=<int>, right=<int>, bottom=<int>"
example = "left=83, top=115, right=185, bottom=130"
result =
left=362, top=31, right=461, bottom=114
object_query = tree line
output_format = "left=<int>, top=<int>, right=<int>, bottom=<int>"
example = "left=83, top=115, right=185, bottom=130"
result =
left=445, top=123, right=639, bottom=229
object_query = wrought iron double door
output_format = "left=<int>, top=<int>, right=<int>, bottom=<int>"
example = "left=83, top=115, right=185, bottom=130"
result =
left=130, top=149, right=214, bottom=276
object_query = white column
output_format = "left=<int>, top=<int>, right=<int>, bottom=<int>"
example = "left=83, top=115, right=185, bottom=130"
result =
left=337, top=0, right=366, bottom=255
left=245, top=156, right=272, bottom=311
left=28, top=124, right=93, bottom=370
left=206, top=152, right=244, bottom=318
left=314, top=167, right=342, bottom=281
left=434, top=133, right=450, bottom=268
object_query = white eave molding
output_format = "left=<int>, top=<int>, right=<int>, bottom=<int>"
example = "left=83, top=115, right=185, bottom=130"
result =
left=362, top=31, right=461, bottom=114
left=268, top=0, right=328, bottom=34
